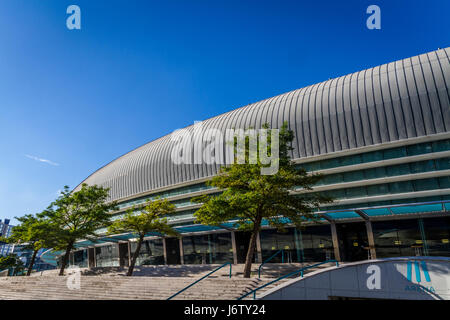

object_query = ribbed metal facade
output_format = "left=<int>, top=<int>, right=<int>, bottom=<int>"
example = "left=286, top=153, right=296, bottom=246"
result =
left=76, top=48, right=450, bottom=202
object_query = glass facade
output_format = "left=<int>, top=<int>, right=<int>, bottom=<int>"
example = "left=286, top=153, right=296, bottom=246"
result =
left=95, top=245, right=119, bottom=267
left=62, top=139, right=450, bottom=268
left=299, top=139, right=450, bottom=172
left=372, top=217, right=450, bottom=258
left=116, top=182, right=214, bottom=210
left=183, top=233, right=233, bottom=264
left=315, top=158, right=450, bottom=187
left=130, top=239, right=165, bottom=265
left=73, top=249, right=88, bottom=267
left=260, top=225, right=334, bottom=263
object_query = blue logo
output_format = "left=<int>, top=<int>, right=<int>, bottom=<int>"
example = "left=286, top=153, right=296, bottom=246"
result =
left=405, top=261, right=435, bottom=293
left=406, top=261, right=430, bottom=283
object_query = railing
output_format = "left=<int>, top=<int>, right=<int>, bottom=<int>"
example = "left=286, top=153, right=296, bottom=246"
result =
left=167, top=262, right=232, bottom=300
left=258, top=249, right=284, bottom=279
left=237, top=260, right=339, bottom=300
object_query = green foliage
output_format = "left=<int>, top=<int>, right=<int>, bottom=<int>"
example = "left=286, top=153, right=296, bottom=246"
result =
left=192, top=121, right=332, bottom=232
left=0, top=254, right=24, bottom=272
left=7, top=213, right=58, bottom=252
left=108, top=197, right=178, bottom=239
left=43, top=183, right=118, bottom=250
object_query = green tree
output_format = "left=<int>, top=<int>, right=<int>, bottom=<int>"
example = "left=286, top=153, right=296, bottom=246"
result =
left=6, top=213, right=58, bottom=276
left=108, top=198, right=178, bottom=276
left=43, top=183, right=118, bottom=276
left=0, top=254, right=24, bottom=276
left=192, top=122, right=332, bottom=278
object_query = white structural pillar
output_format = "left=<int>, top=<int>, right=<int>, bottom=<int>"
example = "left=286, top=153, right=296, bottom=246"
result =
left=127, top=241, right=132, bottom=266
left=162, top=238, right=168, bottom=265
left=365, top=220, right=377, bottom=259
left=179, top=237, right=184, bottom=265
left=330, top=223, right=341, bottom=262
left=256, top=232, right=263, bottom=264
left=231, top=231, right=238, bottom=264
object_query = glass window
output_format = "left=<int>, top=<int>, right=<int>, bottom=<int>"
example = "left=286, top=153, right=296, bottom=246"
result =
left=423, top=217, right=450, bottom=257
left=73, top=250, right=88, bottom=268
left=413, top=178, right=439, bottom=192
left=367, top=184, right=389, bottom=196
left=340, top=154, right=362, bottom=167
left=320, top=173, right=343, bottom=185
left=343, top=170, right=365, bottom=182
left=364, top=167, right=386, bottom=180
left=345, top=187, right=367, bottom=199
left=432, top=140, right=450, bottom=152
left=383, top=147, right=407, bottom=160
left=260, top=228, right=295, bottom=263
left=372, top=219, right=423, bottom=258
left=130, top=239, right=164, bottom=265
left=325, top=189, right=346, bottom=199
left=436, top=158, right=450, bottom=170
left=406, top=143, right=432, bottom=156
left=299, top=225, right=334, bottom=262
left=390, top=181, right=414, bottom=194
left=410, top=160, right=435, bottom=174
left=362, top=151, right=383, bottom=163
left=319, top=158, right=341, bottom=170
left=438, top=177, right=450, bottom=189
left=182, top=233, right=233, bottom=264
left=386, top=163, right=410, bottom=176
left=95, top=245, right=120, bottom=267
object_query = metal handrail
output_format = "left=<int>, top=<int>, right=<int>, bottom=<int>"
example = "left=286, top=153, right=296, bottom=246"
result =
left=238, top=259, right=339, bottom=300
left=258, top=249, right=284, bottom=278
left=167, top=262, right=232, bottom=300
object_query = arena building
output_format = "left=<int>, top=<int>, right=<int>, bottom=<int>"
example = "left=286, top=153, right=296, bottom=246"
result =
left=43, top=47, right=450, bottom=269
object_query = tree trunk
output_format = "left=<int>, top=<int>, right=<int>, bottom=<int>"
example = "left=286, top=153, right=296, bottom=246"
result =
left=59, top=242, right=73, bottom=276
left=243, top=216, right=262, bottom=278
left=127, top=235, right=143, bottom=277
left=26, top=249, right=38, bottom=276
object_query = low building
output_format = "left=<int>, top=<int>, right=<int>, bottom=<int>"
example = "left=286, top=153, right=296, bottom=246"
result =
left=0, top=219, right=14, bottom=257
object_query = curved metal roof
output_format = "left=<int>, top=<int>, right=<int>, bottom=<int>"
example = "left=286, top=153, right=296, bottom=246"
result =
left=76, top=48, right=450, bottom=202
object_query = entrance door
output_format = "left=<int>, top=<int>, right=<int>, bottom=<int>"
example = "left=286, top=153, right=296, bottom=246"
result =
left=118, top=243, right=129, bottom=267
left=165, top=238, right=181, bottom=264
left=235, top=232, right=256, bottom=264
left=336, top=222, right=369, bottom=262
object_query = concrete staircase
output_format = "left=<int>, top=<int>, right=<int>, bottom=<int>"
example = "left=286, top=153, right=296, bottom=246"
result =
left=0, top=263, right=335, bottom=300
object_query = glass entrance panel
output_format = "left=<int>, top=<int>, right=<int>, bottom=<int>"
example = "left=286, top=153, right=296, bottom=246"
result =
left=130, top=239, right=165, bottom=265
left=336, top=222, right=369, bottom=262
left=422, top=216, right=450, bottom=257
left=73, top=249, right=88, bottom=268
left=95, top=245, right=120, bottom=267
left=182, top=233, right=233, bottom=264
left=260, top=225, right=334, bottom=263
left=372, top=219, right=422, bottom=258
left=165, top=237, right=181, bottom=265
left=235, top=231, right=256, bottom=264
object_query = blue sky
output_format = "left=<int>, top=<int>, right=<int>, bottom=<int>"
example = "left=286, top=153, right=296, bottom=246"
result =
left=0, top=0, right=449, bottom=224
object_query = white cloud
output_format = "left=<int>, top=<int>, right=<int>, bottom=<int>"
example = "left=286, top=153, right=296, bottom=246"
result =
left=25, top=154, right=60, bottom=166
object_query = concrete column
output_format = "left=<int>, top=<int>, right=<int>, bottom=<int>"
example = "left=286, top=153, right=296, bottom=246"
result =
left=162, top=238, right=168, bottom=265
left=231, top=231, right=238, bottom=265
left=127, top=241, right=132, bottom=266
left=256, top=232, right=263, bottom=264
left=365, top=220, right=377, bottom=260
left=179, top=237, right=184, bottom=265
left=330, top=223, right=341, bottom=262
